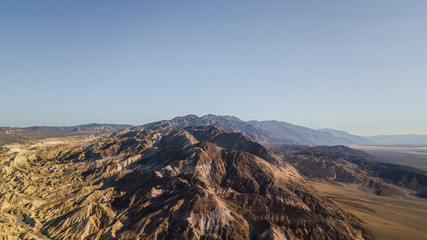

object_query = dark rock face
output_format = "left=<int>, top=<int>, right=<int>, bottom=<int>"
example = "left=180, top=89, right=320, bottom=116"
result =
left=36, top=127, right=366, bottom=239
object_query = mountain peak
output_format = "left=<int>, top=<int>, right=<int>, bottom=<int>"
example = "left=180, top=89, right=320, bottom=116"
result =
left=201, top=114, right=243, bottom=121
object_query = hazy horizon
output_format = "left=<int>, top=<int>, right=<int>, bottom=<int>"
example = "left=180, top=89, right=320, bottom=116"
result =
left=1, top=1, right=427, bottom=136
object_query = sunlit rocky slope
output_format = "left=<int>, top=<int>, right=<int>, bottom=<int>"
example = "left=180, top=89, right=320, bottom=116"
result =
left=0, top=126, right=367, bottom=239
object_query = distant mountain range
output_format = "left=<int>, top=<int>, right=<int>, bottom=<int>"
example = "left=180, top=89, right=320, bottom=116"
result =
left=1, top=115, right=426, bottom=146
left=142, top=114, right=358, bottom=145
left=364, top=134, right=427, bottom=145
left=0, top=123, right=133, bottom=144
left=143, top=114, right=427, bottom=146
left=317, top=128, right=372, bottom=144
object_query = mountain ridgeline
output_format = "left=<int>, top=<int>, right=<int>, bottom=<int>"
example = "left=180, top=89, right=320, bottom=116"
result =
left=141, top=114, right=369, bottom=145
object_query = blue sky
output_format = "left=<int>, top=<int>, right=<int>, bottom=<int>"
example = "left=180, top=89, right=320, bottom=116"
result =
left=1, top=1, right=426, bottom=135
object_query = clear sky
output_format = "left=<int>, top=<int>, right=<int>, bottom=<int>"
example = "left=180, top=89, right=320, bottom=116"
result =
left=1, top=1, right=426, bottom=135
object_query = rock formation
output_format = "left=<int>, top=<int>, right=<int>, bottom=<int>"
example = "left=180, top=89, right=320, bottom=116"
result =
left=0, top=126, right=367, bottom=239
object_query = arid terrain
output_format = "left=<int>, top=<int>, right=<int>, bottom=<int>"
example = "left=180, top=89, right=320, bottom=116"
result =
left=0, top=126, right=367, bottom=239
left=309, top=180, right=427, bottom=240
left=1, top=115, right=426, bottom=239
left=3, top=0, right=427, bottom=238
